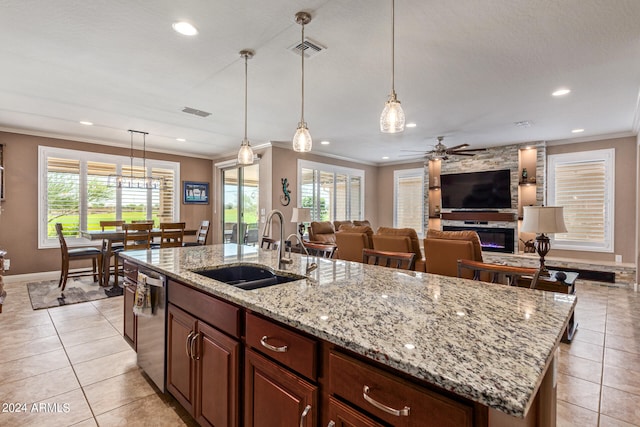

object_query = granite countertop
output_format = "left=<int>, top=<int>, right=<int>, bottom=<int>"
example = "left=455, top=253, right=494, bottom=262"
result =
left=121, top=244, right=576, bottom=418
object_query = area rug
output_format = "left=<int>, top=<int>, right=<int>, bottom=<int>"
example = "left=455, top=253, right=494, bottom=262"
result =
left=27, top=278, right=121, bottom=310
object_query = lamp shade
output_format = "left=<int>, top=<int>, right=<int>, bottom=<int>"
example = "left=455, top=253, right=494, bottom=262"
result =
left=291, top=207, right=311, bottom=223
left=521, top=206, right=568, bottom=234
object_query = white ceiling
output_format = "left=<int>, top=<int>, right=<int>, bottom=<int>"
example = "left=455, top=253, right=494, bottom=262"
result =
left=1, top=0, right=639, bottom=164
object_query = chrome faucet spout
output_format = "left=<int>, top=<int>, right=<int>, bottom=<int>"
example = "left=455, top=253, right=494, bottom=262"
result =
left=263, top=210, right=290, bottom=269
left=286, top=233, right=317, bottom=275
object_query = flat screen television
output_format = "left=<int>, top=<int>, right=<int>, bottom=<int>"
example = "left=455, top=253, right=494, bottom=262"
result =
left=440, top=169, right=512, bottom=209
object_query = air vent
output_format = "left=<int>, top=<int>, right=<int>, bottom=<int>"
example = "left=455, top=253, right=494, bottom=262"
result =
left=514, top=120, right=533, bottom=128
left=182, top=107, right=212, bottom=118
left=288, top=38, right=326, bottom=59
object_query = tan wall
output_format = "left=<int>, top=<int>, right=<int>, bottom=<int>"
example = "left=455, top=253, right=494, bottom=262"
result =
left=376, top=161, right=425, bottom=229
left=0, top=131, right=213, bottom=275
left=547, top=136, right=637, bottom=263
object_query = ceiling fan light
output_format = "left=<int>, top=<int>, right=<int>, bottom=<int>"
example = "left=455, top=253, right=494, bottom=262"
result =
left=380, top=92, right=405, bottom=133
left=293, top=122, right=312, bottom=152
left=237, top=140, right=254, bottom=165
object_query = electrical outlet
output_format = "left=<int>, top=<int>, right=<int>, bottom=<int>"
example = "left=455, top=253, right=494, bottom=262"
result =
left=3, top=259, right=9, bottom=270
left=615, top=254, right=622, bottom=263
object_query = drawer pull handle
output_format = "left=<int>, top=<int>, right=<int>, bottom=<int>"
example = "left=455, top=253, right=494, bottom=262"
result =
left=190, top=332, right=200, bottom=360
left=260, top=336, right=288, bottom=353
left=363, top=385, right=410, bottom=417
left=327, top=422, right=336, bottom=427
left=299, top=404, right=311, bottom=427
left=186, top=331, right=195, bottom=358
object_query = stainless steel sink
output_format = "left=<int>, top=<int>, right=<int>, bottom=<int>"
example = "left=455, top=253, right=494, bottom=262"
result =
left=192, top=265, right=305, bottom=290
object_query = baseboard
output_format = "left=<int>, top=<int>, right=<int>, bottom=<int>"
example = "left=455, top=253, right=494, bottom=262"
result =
left=3, top=270, right=68, bottom=284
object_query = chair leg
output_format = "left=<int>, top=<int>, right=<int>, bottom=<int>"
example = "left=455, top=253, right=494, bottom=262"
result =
left=97, top=254, right=103, bottom=286
left=114, top=256, right=119, bottom=287
left=60, top=259, right=69, bottom=292
left=92, top=258, right=98, bottom=283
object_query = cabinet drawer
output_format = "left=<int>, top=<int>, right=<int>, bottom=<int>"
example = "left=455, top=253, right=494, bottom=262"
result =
left=168, top=280, right=240, bottom=338
left=123, top=260, right=139, bottom=282
left=329, top=351, right=473, bottom=427
left=245, top=312, right=317, bottom=380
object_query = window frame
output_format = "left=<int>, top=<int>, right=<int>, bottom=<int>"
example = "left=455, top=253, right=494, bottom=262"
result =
left=38, top=145, right=180, bottom=249
left=297, top=159, right=365, bottom=222
left=547, top=148, right=615, bottom=252
left=393, top=168, right=425, bottom=237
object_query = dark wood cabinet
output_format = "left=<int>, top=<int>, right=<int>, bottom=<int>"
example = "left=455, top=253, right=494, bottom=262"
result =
left=245, top=349, right=317, bottom=427
left=123, top=280, right=136, bottom=350
left=167, top=303, right=240, bottom=427
left=327, top=397, right=385, bottom=427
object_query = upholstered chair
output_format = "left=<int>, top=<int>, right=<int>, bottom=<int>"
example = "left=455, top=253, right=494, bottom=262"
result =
left=353, top=220, right=372, bottom=227
left=333, top=220, right=354, bottom=231
left=424, top=229, right=484, bottom=278
left=374, top=227, right=426, bottom=272
left=308, top=221, right=337, bottom=245
left=335, top=225, right=374, bottom=262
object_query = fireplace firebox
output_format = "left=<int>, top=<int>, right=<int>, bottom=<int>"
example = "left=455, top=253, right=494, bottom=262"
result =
left=443, top=225, right=515, bottom=253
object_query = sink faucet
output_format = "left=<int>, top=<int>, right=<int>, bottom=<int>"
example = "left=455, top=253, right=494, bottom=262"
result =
left=286, top=233, right=318, bottom=275
left=262, top=209, right=292, bottom=269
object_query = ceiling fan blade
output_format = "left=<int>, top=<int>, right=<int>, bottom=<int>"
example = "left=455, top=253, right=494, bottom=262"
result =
left=451, top=152, right=477, bottom=156
left=453, top=148, right=487, bottom=153
left=446, top=144, right=469, bottom=151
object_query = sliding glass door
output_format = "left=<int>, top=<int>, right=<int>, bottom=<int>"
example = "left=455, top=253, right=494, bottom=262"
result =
left=221, top=163, right=259, bottom=245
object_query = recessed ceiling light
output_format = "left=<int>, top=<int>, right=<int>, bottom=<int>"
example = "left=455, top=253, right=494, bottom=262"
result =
left=320, top=140, right=330, bottom=145
left=176, top=138, right=186, bottom=142
left=172, top=21, right=198, bottom=36
left=552, top=88, right=571, bottom=97
left=571, top=128, right=584, bottom=133
left=382, top=156, right=389, bottom=160
left=79, top=121, right=93, bottom=126
left=406, top=123, right=417, bottom=128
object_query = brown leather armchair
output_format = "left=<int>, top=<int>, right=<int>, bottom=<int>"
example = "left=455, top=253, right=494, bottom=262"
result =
left=333, top=220, right=354, bottom=231
left=424, top=229, right=483, bottom=278
left=335, top=225, right=374, bottom=262
left=354, top=220, right=372, bottom=227
left=373, top=227, right=426, bottom=272
left=308, top=221, right=337, bottom=245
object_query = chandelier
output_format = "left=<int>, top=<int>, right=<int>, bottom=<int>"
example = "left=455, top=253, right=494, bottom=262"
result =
left=108, top=130, right=164, bottom=190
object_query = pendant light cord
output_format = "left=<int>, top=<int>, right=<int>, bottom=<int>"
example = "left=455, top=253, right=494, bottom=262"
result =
left=391, top=0, right=395, bottom=94
left=244, top=53, right=248, bottom=140
left=301, top=21, right=305, bottom=123
left=129, top=130, right=133, bottom=179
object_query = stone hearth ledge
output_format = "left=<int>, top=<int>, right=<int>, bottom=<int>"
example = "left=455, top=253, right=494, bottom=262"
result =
left=121, top=244, right=576, bottom=419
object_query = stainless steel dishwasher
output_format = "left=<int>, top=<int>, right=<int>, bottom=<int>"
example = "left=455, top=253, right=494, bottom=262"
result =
left=135, top=268, right=167, bottom=392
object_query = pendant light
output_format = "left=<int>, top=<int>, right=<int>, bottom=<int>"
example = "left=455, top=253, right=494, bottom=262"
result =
left=380, top=0, right=405, bottom=133
left=237, top=49, right=255, bottom=165
left=292, top=11, right=312, bottom=153
left=108, top=130, right=163, bottom=189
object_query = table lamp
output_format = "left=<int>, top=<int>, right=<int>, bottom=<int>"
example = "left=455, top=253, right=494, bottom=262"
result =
left=520, top=206, right=567, bottom=275
left=291, top=208, right=311, bottom=239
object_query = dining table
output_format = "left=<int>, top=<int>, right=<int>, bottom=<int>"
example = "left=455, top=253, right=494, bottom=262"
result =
left=80, top=228, right=197, bottom=295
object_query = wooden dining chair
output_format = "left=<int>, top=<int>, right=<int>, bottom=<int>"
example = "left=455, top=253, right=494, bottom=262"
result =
left=100, top=220, right=125, bottom=286
left=362, top=248, right=415, bottom=270
left=123, top=222, right=153, bottom=251
left=183, top=220, right=210, bottom=246
left=457, top=259, right=541, bottom=288
left=159, top=222, right=186, bottom=248
left=303, top=241, right=336, bottom=259
left=55, top=223, right=103, bottom=292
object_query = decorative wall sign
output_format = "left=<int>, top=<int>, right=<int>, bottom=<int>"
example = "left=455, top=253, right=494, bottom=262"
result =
left=183, top=181, right=209, bottom=204
left=280, top=178, right=291, bottom=206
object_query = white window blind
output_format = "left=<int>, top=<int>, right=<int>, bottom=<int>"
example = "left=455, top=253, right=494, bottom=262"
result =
left=547, top=149, right=614, bottom=252
left=39, top=146, right=180, bottom=248
left=298, top=160, right=365, bottom=222
left=394, top=168, right=425, bottom=235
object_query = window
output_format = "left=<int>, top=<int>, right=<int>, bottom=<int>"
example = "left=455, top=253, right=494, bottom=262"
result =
left=547, top=149, right=614, bottom=252
left=39, top=146, right=180, bottom=248
left=298, top=160, right=364, bottom=222
left=394, top=168, right=425, bottom=236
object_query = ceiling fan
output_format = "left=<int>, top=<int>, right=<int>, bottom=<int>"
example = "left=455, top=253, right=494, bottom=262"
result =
left=402, top=136, right=486, bottom=160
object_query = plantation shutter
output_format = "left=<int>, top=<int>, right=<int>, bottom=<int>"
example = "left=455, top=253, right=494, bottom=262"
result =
left=87, top=161, right=117, bottom=230
left=553, top=160, right=606, bottom=243
left=47, top=157, right=81, bottom=238
left=395, top=171, right=424, bottom=233
left=154, top=167, right=176, bottom=223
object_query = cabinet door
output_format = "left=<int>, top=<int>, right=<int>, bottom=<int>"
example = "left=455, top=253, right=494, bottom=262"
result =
left=195, top=321, right=240, bottom=427
left=245, top=349, right=317, bottom=427
left=167, top=304, right=197, bottom=414
left=328, top=397, right=385, bottom=427
left=123, top=282, right=136, bottom=350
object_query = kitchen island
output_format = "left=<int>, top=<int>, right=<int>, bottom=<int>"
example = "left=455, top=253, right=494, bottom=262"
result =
left=121, top=244, right=576, bottom=427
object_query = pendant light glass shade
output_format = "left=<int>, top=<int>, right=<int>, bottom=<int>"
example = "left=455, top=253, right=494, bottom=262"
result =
left=293, top=12, right=312, bottom=153
left=380, top=0, right=405, bottom=133
left=237, top=50, right=255, bottom=165
left=293, top=122, right=312, bottom=152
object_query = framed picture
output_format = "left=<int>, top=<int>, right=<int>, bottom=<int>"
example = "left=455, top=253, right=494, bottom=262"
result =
left=183, top=181, right=209, bottom=204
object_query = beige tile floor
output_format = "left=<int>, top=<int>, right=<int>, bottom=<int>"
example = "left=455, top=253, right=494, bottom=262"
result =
left=1, top=279, right=639, bottom=426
